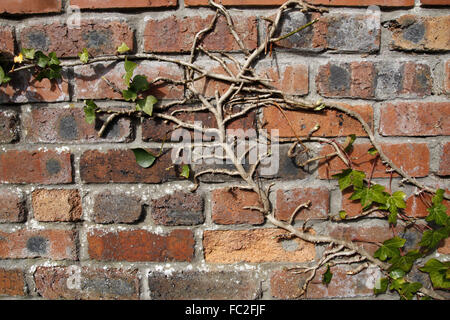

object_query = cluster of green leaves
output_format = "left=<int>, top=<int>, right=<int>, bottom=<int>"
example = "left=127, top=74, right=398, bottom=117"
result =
left=20, top=48, right=62, bottom=81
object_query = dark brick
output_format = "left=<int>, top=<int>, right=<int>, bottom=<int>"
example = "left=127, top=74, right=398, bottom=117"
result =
left=275, top=187, right=329, bottom=221
left=258, top=144, right=308, bottom=180
left=150, top=191, right=204, bottom=226
left=93, top=191, right=142, bottom=224
left=0, top=189, right=26, bottom=223
left=148, top=271, right=261, bottom=300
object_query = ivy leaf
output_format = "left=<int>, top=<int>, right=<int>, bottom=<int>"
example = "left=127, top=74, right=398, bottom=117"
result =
left=122, top=89, right=138, bottom=102
left=130, top=75, right=150, bottom=93
left=401, top=282, right=422, bottom=300
left=389, top=250, right=422, bottom=273
left=180, top=164, right=190, bottom=179
left=136, top=95, right=157, bottom=116
left=78, top=48, right=89, bottom=64
left=35, top=51, right=50, bottom=68
left=123, top=58, right=137, bottom=87
left=0, top=66, right=11, bottom=84
left=350, top=184, right=387, bottom=209
left=426, top=202, right=448, bottom=227
left=368, top=147, right=378, bottom=155
left=83, top=100, right=98, bottom=124
left=117, top=42, right=131, bottom=54
left=344, top=134, right=356, bottom=153
left=322, top=265, right=333, bottom=285
left=36, top=64, right=62, bottom=81
left=374, top=237, right=406, bottom=261
left=419, top=227, right=449, bottom=250
left=420, top=259, right=450, bottom=289
left=132, top=148, right=156, bottom=168
left=332, top=169, right=365, bottom=191
left=389, top=269, right=405, bottom=280
left=48, top=52, right=60, bottom=66
left=339, top=210, right=347, bottom=220
left=385, top=191, right=406, bottom=225
left=20, top=48, right=36, bottom=60
left=374, top=277, right=388, bottom=295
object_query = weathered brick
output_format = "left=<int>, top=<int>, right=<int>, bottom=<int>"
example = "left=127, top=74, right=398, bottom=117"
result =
left=148, top=271, right=261, bottom=300
left=307, top=0, right=414, bottom=6
left=0, top=189, right=26, bottom=223
left=275, top=187, right=329, bottom=221
left=267, top=12, right=380, bottom=53
left=74, top=61, right=183, bottom=100
left=0, top=25, right=15, bottom=55
left=271, top=265, right=382, bottom=299
left=80, top=149, right=179, bottom=184
left=143, top=15, right=257, bottom=53
left=93, top=191, right=142, bottom=224
left=185, top=0, right=285, bottom=5
left=389, top=15, right=450, bottom=52
left=0, top=69, right=69, bottom=103
left=203, top=229, right=315, bottom=263
left=405, top=193, right=450, bottom=218
left=211, top=188, right=263, bottom=225
left=150, top=191, right=204, bottom=226
left=0, top=150, right=72, bottom=184
left=32, top=189, right=82, bottom=222
left=0, top=110, right=19, bottom=143
left=0, top=229, right=77, bottom=260
left=0, top=0, right=61, bottom=14
left=71, top=0, right=177, bottom=9
left=22, top=106, right=133, bottom=143
left=87, top=229, right=194, bottom=262
left=19, top=20, right=134, bottom=58
left=257, top=63, right=308, bottom=95
left=34, top=266, right=139, bottom=300
left=420, top=0, right=450, bottom=5
left=318, top=143, right=429, bottom=179
left=0, top=269, right=25, bottom=296
left=438, top=142, right=450, bottom=176
left=316, top=61, right=432, bottom=99
left=445, top=60, right=450, bottom=94
left=262, top=103, right=373, bottom=138
left=379, top=102, right=450, bottom=136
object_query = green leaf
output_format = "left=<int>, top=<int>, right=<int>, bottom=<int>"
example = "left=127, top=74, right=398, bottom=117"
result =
left=374, top=237, right=406, bottom=261
left=368, top=147, right=378, bottom=155
left=20, top=48, right=36, bottom=60
left=339, top=210, right=347, bottom=220
left=180, top=164, right=190, bottom=179
left=389, top=250, right=422, bottom=273
left=36, top=64, right=62, bottom=81
left=374, top=277, right=388, bottom=295
left=0, top=66, right=11, bottom=84
left=47, top=52, right=60, bottom=66
left=117, top=42, right=130, bottom=54
left=401, top=282, right=422, bottom=300
left=389, top=269, right=405, bottom=280
left=78, top=48, right=89, bottom=64
left=332, top=169, right=365, bottom=191
left=123, top=58, right=137, bottom=87
left=130, top=75, right=149, bottom=92
left=419, top=227, right=449, bottom=250
left=122, top=89, right=138, bottom=102
left=344, top=134, right=356, bottom=153
left=136, top=95, right=157, bottom=116
left=322, top=265, right=332, bottom=285
left=132, top=148, right=156, bottom=168
left=426, top=203, right=448, bottom=226
left=35, top=51, right=50, bottom=68
left=420, top=259, right=450, bottom=289
left=83, top=100, right=97, bottom=124
left=350, top=184, right=387, bottom=209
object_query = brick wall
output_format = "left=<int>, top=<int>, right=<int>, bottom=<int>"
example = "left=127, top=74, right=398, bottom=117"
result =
left=0, top=0, right=449, bottom=300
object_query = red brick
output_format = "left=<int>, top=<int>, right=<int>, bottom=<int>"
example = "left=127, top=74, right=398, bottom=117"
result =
left=262, top=103, right=373, bottom=138
left=0, top=0, right=61, bottom=14
left=445, top=60, right=450, bottom=94
left=0, top=189, right=26, bottom=223
left=405, top=193, right=450, bottom=218
left=0, top=269, right=25, bottom=296
left=148, top=271, right=261, bottom=300
left=275, top=187, right=329, bottom=221
left=439, top=142, right=450, bottom=176
left=271, top=265, right=382, bottom=299
left=87, top=229, right=194, bottom=262
left=32, top=189, right=82, bottom=222
left=22, top=106, right=133, bottom=143
left=389, top=15, right=450, bottom=52
left=257, top=64, right=308, bottom=95
left=150, top=191, right=204, bottom=226
left=421, top=0, right=450, bottom=4
left=71, top=0, right=177, bottom=9
left=19, top=20, right=134, bottom=58
left=379, top=102, right=450, bottom=136
left=0, top=150, right=72, bottom=184
left=0, top=69, right=69, bottom=103
left=0, top=25, right=15, bottom=55
left=93, top=191, right=142, bottom=224
left=143, top=15, right=257, bottom=53
left=318, top=143, right=429, bottom=179
left=307, top=0, right=414, bottom=6
left=80, top=149, right=179, bottom=184
left=0, top=110, right=19, bottom=143
left=34, top=266, right=139, bottom=300
left=0, top=229, right=77, bottom=260
left=185, top=0, right=284, bottom=5
left=74, top=61, right=183, bottom=100
left=211, top=188, right=264, bottom=225
left=203, top=229, right=316, bottom=263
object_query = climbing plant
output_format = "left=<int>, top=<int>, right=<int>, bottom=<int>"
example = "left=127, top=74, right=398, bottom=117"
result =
left=2, top=0, right=449, bottom=300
